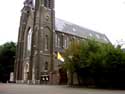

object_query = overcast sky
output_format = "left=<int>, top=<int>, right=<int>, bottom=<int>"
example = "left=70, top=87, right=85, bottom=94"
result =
left=0, top=0, right=125, bottom=47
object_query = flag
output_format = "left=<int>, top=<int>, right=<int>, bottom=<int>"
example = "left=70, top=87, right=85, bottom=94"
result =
left=57, top=52, right=64, bottom=62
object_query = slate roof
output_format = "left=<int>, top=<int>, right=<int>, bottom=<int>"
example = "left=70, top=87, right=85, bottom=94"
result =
left=55, top=18, right=110, bottom=43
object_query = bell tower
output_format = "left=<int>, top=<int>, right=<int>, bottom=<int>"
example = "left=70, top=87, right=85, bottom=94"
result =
left=14, top=0, right=35, bottom=83
left=29, top=0, right=55, bottom=84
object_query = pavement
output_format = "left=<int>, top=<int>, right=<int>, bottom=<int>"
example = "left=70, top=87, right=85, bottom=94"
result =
left=0, top=83, right=125, bottom=94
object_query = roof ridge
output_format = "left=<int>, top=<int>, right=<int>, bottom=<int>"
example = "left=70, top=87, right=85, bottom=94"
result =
left=55, top=18, right=109, bottom=43
left=55, top=18, right=105, bottom=35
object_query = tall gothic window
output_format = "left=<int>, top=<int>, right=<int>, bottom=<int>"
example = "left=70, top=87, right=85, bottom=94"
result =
left=55, top=33, right=58, bottom=47
left=57, top=36, right=60, bottom=48
left=64, top=39, right=67, bottom=48
left=45, top=35, right=49, bottom=50
left=66, top=37, right=69, bottom=48
left=23, top=63, right=29, bottom=80
left=60, top=34, right=64, bottom=48
left=27, top=28, right=32, bottom=56
left=44, top=62, right=48, bottom=70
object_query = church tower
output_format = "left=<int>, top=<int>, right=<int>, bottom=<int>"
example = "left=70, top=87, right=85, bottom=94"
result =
left=14, top=0, right=34, bottom=83
left=14, top=0, right=55, bottom=84
left=30, top=0, right=55, bottom=84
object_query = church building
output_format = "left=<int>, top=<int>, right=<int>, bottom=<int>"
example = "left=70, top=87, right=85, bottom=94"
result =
left=14, top=0, right=110, bottom=84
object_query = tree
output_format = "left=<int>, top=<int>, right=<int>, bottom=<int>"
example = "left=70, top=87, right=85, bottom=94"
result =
left=63, top=40, right=80, bottom=85
left=64, top=39, right=104, bottom=85
left=102, top=44, right=125, bottom=88
left=64, top=39, right=125, bottom=88
left=0, top=42, right=16, bottom=83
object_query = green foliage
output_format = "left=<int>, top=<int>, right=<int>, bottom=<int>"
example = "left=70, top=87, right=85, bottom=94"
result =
left=0, top=42, right=16, bottom=82
left=63, top=40, right=80, bottom=85
left=64, top=39, right=125, bottom=88
left=64, top=40, right=80, bottom=72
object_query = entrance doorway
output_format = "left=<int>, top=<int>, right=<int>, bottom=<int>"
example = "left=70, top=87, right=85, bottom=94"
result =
left=23, top=63, right=29, bottom=81
left=59, top=68, right=67, bottom=85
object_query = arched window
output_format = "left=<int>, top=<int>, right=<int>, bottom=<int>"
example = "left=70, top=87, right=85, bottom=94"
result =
left=45, top=62, right=48, bottom=70
left=60, top=34, right=64, bottom=48
left=55, top=33, right=58, bottom=47
left=23, top=63, right=29, bottom=80
left=64, top=38, right=67, bottom=48
left=45, top=35, right=49, bottom=50
left=58, top=36, right=60, bottom=48
left=27, top=28, right=32, bottom=56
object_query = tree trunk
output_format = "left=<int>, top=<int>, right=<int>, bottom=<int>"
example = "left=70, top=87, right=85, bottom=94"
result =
left=77, top=72, right=81, bottom=86
left=70, top=72, right=73, bottom=86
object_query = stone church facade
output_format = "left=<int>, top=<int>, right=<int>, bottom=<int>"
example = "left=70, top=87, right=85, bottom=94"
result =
left=14, top=0, right=109, bottom=84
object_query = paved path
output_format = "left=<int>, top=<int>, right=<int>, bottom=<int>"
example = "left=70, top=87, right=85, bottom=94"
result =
left=0, top=83, right=125, bottom=94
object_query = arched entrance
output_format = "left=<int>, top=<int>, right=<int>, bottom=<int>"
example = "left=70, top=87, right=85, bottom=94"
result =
left=59, top=68, right=67, bottom=85
left=23, top=63, right=29, bottom=81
